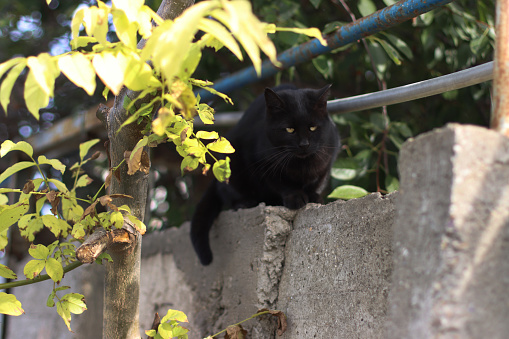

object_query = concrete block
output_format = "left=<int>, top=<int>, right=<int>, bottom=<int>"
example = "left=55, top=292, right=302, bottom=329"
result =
left=139, top=204, right=297, bottom=338
left=140, top=193, right=396, bottom=339
left=277, top=193, right=395, bottom=339
left=387, top=124, right=509, bottom=339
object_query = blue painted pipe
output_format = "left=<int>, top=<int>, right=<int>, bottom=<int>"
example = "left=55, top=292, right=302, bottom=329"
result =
left=197, top=0, right=455, bottom=102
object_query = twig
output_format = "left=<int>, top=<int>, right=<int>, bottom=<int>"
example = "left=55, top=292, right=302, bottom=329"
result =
left=0, top=261, right=83, bottom=290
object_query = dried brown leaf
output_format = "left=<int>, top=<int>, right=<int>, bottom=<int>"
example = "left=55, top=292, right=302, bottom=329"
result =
left=46, top=191, right=60, bottom=216
left=224, top=324, right=247, bottom=339
left=105, top=170, right=112, bottom=189
left=82, top=201, right=98, bottom=220
left=90, top=151, right=101, bottom=160
left=257, top=309, right=287, bottom=336
left=23, top=180, right=35, bottom=194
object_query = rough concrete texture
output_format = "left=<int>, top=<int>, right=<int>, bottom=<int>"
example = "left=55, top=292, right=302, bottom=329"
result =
left=387, top=124, right=509, bottom=339
left=138, top=194, right=396, bottom=339
left=278, top=194, right=395, bottom=339
left=6, top=192, right=396, bottom=339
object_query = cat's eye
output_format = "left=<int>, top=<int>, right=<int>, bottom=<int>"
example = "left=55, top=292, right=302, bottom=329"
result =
left=310, top=126, right=317, bottom=131
left=286, top=127, right=295, bottom=133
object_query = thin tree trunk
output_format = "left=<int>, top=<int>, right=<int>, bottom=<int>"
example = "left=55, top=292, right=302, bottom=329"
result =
left=102, top=1, right=195, bottom=338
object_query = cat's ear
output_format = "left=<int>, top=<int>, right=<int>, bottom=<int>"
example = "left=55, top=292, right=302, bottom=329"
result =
left=314, top=84, right=332, bottom=111
left=264, top=88, right=285, bottom=112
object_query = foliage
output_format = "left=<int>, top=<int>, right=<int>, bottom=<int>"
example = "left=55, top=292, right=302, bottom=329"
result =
left=245, top=0, right=495, bottom=197
left=0, top=0, right=325, bottom=332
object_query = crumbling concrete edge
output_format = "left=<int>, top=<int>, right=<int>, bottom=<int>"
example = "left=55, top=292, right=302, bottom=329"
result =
left=256, top=206, right=297, bottom=309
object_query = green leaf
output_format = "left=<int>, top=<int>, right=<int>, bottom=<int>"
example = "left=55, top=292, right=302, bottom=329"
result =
left=46, top=258, right=64, bottom=283
left=312, top=55, right=333, bottom=79
left=76, top=174, right=93, bottom=188
left=207, top=137, right=235, bottom=154
left=328, top=185, right=369, bottom=200
left=0, top=264, right=17, bottom=279
left=1, top=61, right=26, bottom=113
left=42, top=215, right=70, bottom=238
left=29, top=244, right=50, bottom=260
left=71, top=223, right=86, bottom=239
left=369, top=113, right=388, bottom=132
left=110, top=211, right=124, bottom=229
left=161, top=309, right=189, bottom=323
left=0, top=162, right=36, bottom=186
left=0, top=293, right=24, bottom=316
left=47, top=291, right=56, bottom=307
left=385, top=174, right=399, bottom=193
left=58, top=53, right=96, bottom=96
left=62, top=293, right=87, bottom=314
left=145, top=329, right=157, bottom=337
left=377, top=39, right=402, bottom=65
left=48, top=179, right=70, bottom=194
left=197, top=103, right=215, bottom=124
left=309, top=0, right=322, bottom=9
left=330, top=168, right=358, bottom=181
left=38, top=155, right=66, bottom=174
left=57, top=300, right=72, bottom=331
left=212, top=157, right=231, bottom=183
left=1, top=140, right=34, bottom=158
left=19, top=214, right=44, bottom=242
left=181, top=156, right=199, bottom=175
left=358, top=0, right=376, bottom=17
left=196, top=131, right=219, bottom=140
left=0, top=199, right=30, bottom=234
left=24, top=259, right=45, bottom=279
left=79, top=139, right=100, bottom=161
left=381, top=32, right=413, bottom=60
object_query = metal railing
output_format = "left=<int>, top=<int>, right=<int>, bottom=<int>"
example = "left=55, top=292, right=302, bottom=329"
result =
left=197, top=0, right=458, bottom=103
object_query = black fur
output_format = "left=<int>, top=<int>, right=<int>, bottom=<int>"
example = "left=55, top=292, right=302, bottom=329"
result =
left=191, top=85, right=340, bottom=265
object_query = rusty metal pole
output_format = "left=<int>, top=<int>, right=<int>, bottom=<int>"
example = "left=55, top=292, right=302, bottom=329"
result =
left=492, top=0, right=509, bottom=135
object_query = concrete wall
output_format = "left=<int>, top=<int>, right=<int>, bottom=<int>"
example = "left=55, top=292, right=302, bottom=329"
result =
left=6, top=124, right=509, bottom=339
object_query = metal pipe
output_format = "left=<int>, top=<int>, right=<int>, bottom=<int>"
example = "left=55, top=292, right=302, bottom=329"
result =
left=197, top=61, right=493, bottom=127
left=492, top=1, right=509, bottom=135
left=197, top=0, right=456, bottom=102
left=327, top=61, right=493, bottom=114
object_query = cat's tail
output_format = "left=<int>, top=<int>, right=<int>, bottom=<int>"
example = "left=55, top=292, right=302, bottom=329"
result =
left=190, top=180, right=223, bottom=265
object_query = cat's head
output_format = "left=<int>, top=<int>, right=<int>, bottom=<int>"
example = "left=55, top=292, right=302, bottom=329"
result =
left=264, top=85, right=333, bottom=158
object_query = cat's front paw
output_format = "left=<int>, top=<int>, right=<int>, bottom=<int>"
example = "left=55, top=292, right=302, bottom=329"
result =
left=283, top=192, right=309, bottom=210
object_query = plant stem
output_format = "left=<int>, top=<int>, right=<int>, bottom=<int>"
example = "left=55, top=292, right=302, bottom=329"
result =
left=0, top=261, right=83, bottom=290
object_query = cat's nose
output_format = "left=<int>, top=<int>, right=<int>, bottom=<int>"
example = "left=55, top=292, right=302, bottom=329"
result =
left=299, top=139, right=310, bottom=149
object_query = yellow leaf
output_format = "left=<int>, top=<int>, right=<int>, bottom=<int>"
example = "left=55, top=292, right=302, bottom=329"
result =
left=275, top=26, right=327, bottom=46
left=0, top=293, right=24, bottom=316
left=145, top=1, right=219, bottom=84
left=71, top=9, right=85, bottom=41
left=1, top=61, right=26, bottom=113
left=58, top=54, right=96, bottom=96
left=24, top=69, right=49, bottom=119
left=93, top=52, right=126, bottom=95
left=112, top=9, right=138, bottom=49
left=123, top=51, right=159, bottom=91
left=25, top=53, right=60, bottom=117
left=198, top=18, right=242, bottom=60
left=112, top=0, right=144, bottom=22
left=83, top=6, right=109, bottom=45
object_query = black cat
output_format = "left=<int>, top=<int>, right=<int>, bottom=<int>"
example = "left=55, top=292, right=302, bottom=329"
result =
left=191, top=85, right=340, bottom=265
